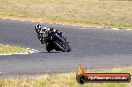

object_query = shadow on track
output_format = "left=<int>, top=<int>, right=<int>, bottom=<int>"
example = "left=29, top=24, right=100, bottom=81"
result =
left=38, top=51, right=61, bottom=54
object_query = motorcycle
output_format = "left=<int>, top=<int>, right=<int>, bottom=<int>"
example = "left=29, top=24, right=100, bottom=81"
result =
left=35, top=28, right=71, bottom=52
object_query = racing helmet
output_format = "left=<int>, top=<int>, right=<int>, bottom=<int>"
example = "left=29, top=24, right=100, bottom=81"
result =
left=35, top=24, right=42, bottom=30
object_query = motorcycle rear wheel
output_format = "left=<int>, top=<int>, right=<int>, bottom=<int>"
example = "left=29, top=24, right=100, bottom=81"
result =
left=46, top=44, right=53, bottom=52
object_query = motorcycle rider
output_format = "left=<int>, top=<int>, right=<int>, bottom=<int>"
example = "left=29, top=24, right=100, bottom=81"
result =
left=35, top=24, right=42, bottom=34
left=35, top=24, right=45, bottom=44
left=35, top=24, right=66, bottom=45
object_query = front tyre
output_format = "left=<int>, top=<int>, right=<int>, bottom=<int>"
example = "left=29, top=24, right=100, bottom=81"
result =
left=66, top=45, right=71, bottom=52
left=64, top=43, right=71, bottom=52
left=53, top=41, right=66, bottom=52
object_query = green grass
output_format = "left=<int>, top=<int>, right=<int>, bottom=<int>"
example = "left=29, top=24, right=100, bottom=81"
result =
left=0, top=44, right=28, bottom=54
left=0, top=0, right=132, bottom=29
left=0, top=66, right=131, bottom=87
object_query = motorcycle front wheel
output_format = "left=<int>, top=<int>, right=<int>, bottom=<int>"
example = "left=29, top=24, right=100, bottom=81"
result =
left=53, top=41, right=67, bottom=52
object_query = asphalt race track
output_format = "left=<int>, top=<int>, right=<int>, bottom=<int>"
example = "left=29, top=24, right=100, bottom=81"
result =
left=0, top=19, right=132, bottom=75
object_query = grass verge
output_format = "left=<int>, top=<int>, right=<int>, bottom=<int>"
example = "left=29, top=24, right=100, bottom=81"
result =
left=0, top=66, right=131, bottom=87
left=0, top=44, right=28, bottom=54
left=0, top=0, right=132, bottom=29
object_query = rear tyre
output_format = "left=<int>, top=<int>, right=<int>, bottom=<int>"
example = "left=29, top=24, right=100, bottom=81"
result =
left=46, top=44, right=53, bottom=52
